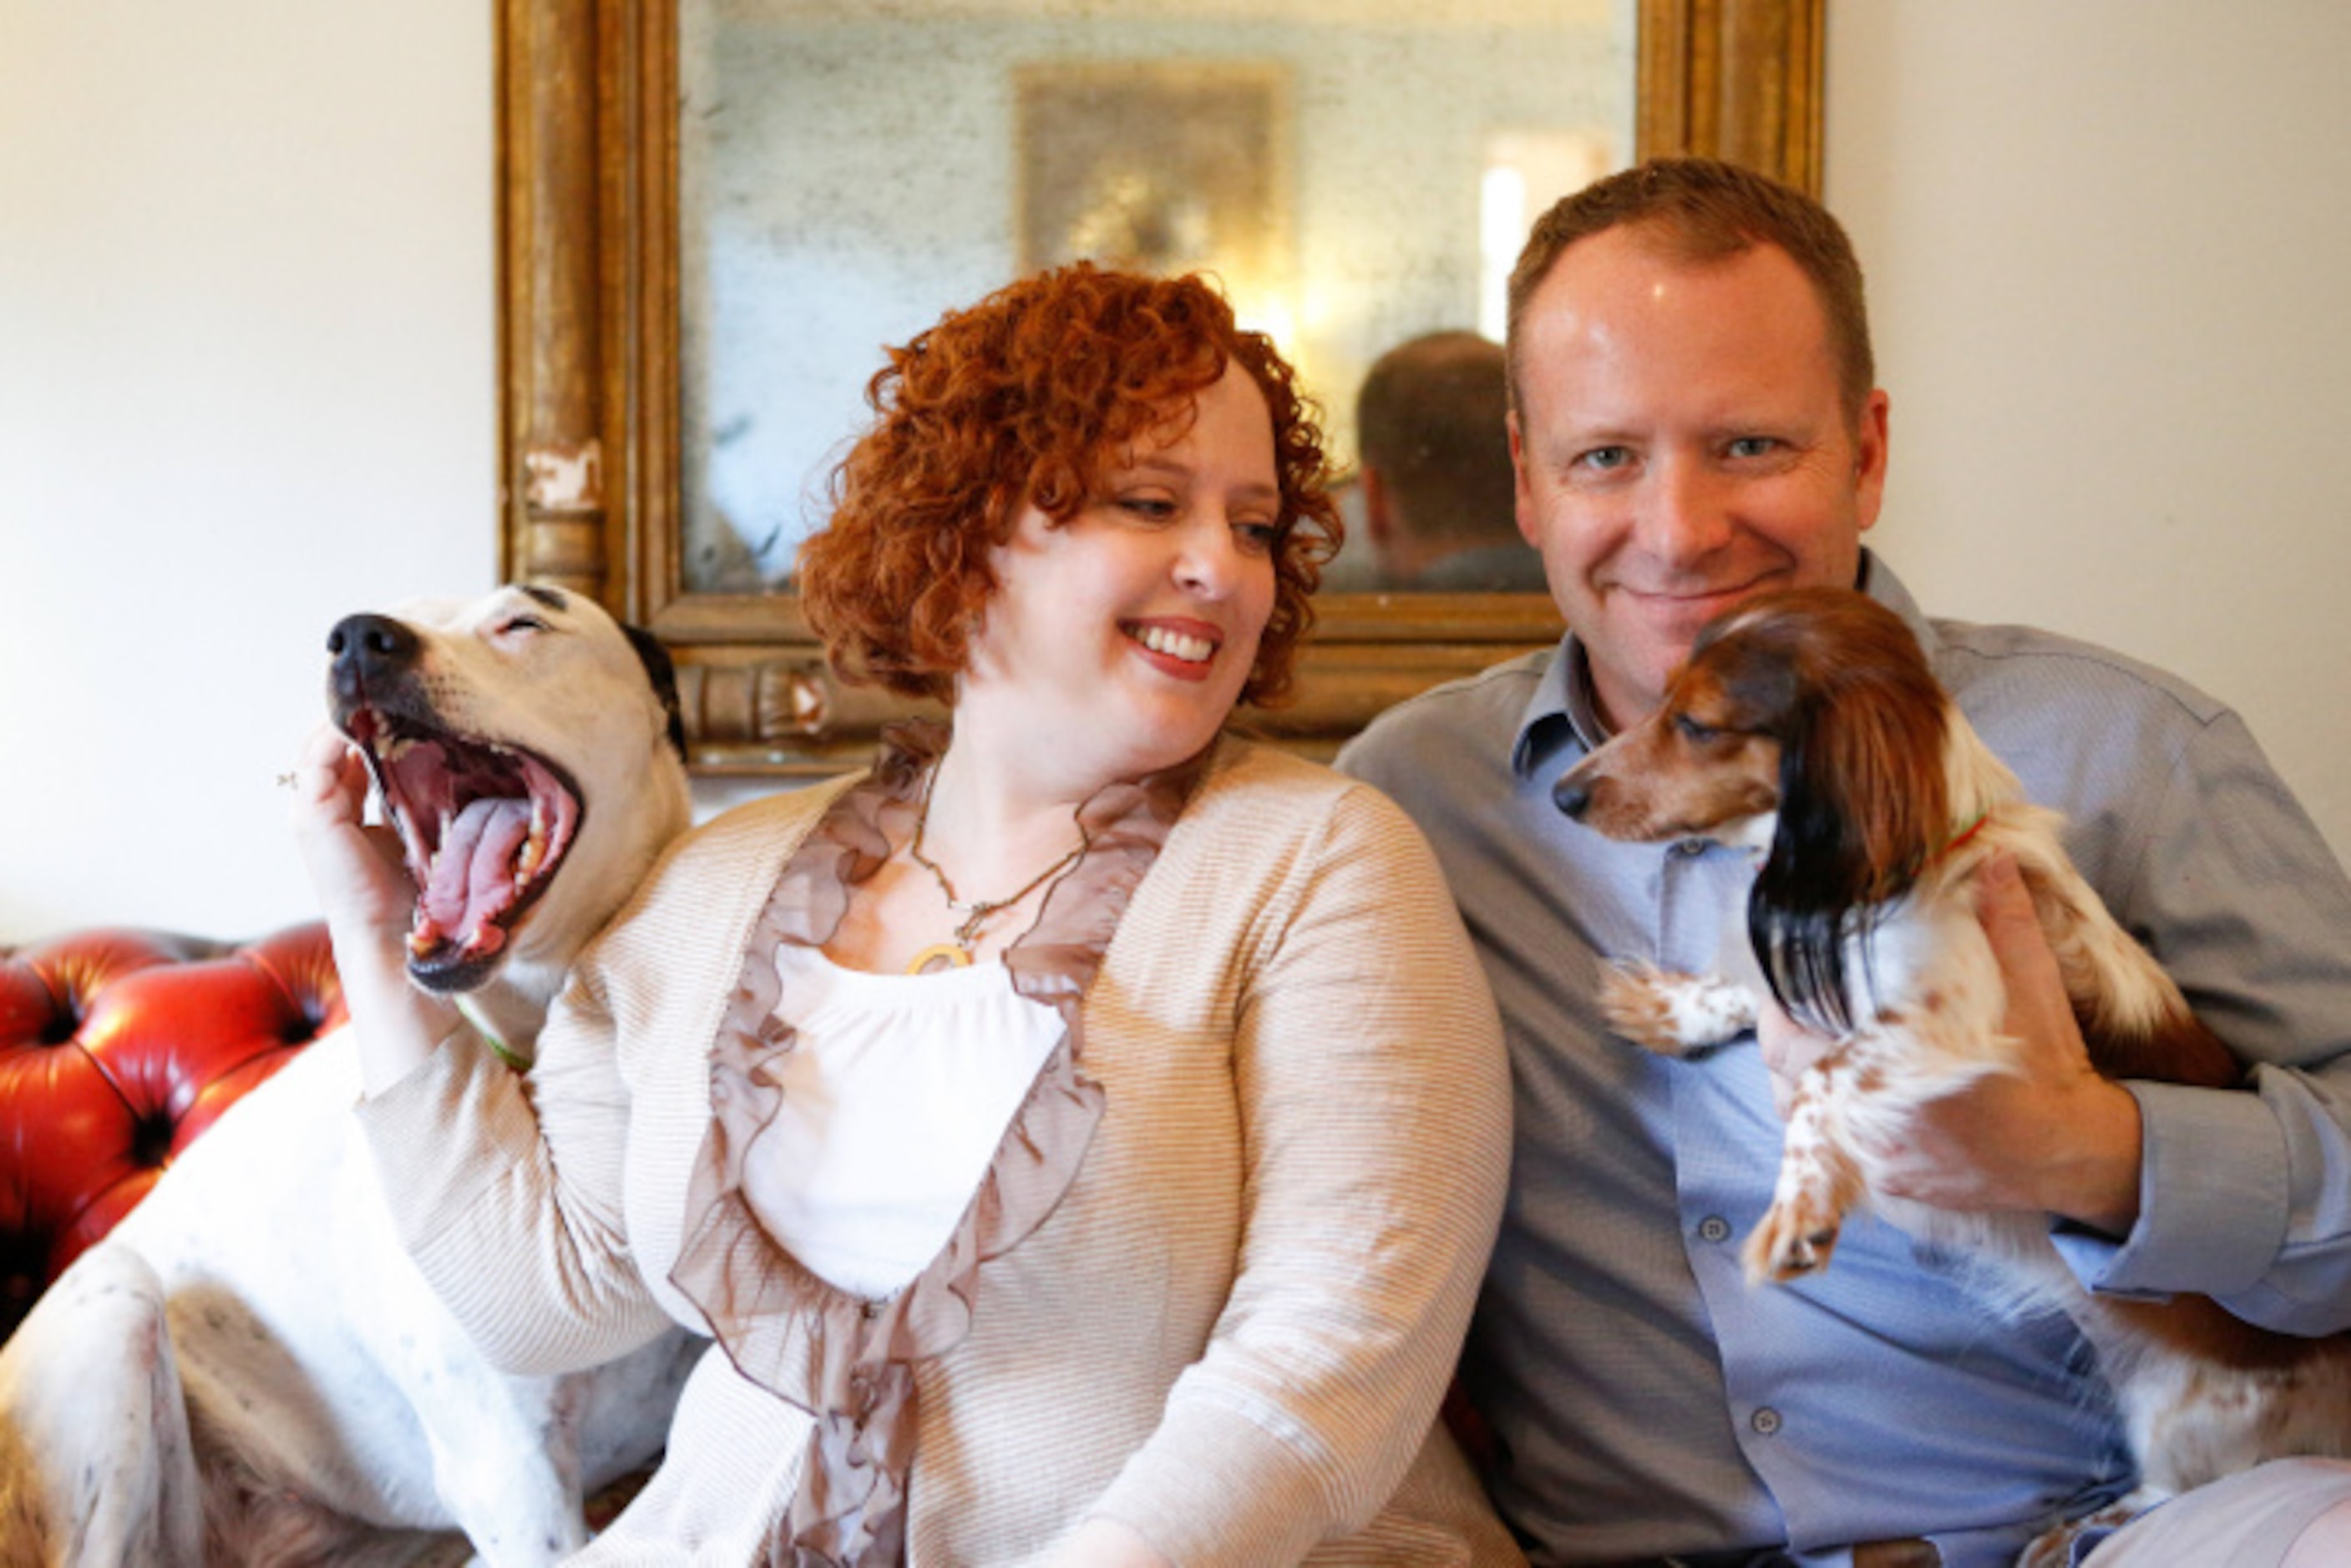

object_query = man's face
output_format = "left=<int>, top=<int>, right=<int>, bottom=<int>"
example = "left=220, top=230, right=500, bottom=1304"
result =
left=1510, top=226, right=1890, bottom=731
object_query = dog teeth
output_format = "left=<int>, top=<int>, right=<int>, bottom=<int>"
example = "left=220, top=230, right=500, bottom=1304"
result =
left=516, top=797, right=549, bottom=884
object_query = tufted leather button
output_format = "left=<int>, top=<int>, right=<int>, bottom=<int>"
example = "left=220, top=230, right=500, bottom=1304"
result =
left=0, top=924, right=345, bottom=1338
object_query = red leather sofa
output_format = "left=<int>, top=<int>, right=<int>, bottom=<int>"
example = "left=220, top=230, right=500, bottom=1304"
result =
left=0, top=925, right=344, bottom=1340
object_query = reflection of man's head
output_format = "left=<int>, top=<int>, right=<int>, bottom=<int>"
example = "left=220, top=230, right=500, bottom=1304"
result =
left=1506, top=156, right=1876, bottom=431
left=1355, top=331, right=1519, bottom=576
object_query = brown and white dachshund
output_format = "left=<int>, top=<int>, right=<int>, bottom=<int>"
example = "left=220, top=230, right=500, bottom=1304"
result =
left=1553, top=584, right=2351, bottom=1502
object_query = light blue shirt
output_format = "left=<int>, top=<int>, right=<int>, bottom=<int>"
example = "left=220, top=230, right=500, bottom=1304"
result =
left=1336, top=555, right=2351, bottom=1567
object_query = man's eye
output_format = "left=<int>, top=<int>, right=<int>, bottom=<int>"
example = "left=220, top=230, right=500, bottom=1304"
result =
left=499, top=615, right=551, bottom=635
left=1577, top=446, right=1633, bottom=473
left=1725, top=436, right=1780, bottom=460
left=1674, top=712, right=1720, bottom=743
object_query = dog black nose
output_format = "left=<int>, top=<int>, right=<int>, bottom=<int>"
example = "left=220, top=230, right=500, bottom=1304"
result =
left=1553, top=776, right=1593, bottom=819
left=328, top=614, right=420, bottom=681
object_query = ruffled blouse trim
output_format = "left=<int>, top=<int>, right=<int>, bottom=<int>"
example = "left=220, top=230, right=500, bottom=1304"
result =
left=669, top=720, right=1205, bottom=1565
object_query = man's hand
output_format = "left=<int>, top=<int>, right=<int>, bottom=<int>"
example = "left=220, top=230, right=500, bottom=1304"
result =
left=1756, top=853, right=2146, bottom=1236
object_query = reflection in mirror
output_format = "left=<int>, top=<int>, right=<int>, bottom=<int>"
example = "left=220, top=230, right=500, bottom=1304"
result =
left=676, top=0, right=1632, bottom=598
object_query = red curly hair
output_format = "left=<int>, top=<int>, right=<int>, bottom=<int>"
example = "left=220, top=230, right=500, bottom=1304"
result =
left=798, top=264, right=1340, bottom=707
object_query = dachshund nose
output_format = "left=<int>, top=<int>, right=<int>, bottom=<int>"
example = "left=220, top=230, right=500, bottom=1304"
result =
left=1553, top=776, right=1593, bottom=819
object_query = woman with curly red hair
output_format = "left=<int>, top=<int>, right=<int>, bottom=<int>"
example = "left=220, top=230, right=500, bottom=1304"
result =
left=303, top=265, right=1518, bottom=1565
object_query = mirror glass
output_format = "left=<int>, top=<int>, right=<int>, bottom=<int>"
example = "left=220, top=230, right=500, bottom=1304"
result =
left=676, top=0, right=1632, bottom=597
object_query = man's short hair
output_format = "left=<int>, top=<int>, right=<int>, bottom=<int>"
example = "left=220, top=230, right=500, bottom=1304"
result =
left=1507, top=156, right=1874, bottom=421
left=1355, top=331, right=1516, bottom=547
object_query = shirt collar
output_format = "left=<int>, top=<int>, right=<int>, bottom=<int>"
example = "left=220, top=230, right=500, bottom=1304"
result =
left=1510, top=635, right=1587, bottom=779
left=1857, top=550, right=1942, bottom=663
left=1508, top=548, right=1932, bottom=781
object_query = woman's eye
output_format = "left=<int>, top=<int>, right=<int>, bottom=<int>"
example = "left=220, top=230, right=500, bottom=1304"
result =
left=499, top=615, right=551, bottom=635
left=1118, top=495, right=1178, bottom=521
left=1233, top=520, right=1281, bottom=554
left=1674, top=712, right=1719, bottom=744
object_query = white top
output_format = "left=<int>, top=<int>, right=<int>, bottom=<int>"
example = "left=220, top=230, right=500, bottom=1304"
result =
left=740, top=943, right=1062, bottom=1300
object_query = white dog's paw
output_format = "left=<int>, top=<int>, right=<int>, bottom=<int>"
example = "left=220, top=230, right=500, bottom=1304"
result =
left=1600, top=964, right=1758, bottom=1056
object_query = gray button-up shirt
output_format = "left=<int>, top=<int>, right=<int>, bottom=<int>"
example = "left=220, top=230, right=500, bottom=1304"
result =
left=1338, top=554, right=2351, bottom=1568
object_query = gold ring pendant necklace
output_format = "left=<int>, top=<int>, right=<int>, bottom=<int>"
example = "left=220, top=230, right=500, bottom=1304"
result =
left=904, top=763, right=1092, bottom=975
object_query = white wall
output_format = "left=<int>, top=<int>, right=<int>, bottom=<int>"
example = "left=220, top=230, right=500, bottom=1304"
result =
left=1825, top=0, right=2351, bottom=868
left=0, top=2, right=495, bottom=940
left=3, top=0, right=2346, bottom=942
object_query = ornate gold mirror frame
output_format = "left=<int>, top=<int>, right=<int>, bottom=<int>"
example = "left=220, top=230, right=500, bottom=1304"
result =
left=497, top=0, right=1825, bottom=774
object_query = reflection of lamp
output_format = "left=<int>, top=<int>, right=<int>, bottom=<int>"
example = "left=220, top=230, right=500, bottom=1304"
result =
left=1234, top=293, right=1296, bottom=358
left=1478, top=166, right=1527, bottom=342
left=1479, top=131, right=1614, bottom=339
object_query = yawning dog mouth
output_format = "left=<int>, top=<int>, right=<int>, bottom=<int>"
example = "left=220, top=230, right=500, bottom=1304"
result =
left=340, top=706, right=584, bottom=993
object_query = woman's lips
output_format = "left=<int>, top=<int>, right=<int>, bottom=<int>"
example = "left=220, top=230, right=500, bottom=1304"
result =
left=1124, top=619, right=1221, bottom=681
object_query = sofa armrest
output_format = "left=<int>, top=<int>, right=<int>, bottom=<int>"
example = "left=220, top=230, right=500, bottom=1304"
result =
left=0, top=924, right=344, bottom=1338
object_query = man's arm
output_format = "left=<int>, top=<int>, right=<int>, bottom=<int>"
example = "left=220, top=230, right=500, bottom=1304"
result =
left=1763, top=817, right=2351, bottom=1338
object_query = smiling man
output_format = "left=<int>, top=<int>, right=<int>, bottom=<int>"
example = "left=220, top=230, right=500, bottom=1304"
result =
left=1508, top=222, right=1884, bottom=734
left=1339, top=158, right=2351, bottom=1567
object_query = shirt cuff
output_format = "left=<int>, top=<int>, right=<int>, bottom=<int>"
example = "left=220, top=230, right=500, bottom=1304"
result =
left=1087, top=1396, right=1339, bottom=1567
left=351, top=1028, right=536, bottom=1256
left=2052, top=1080, right=2288, bottom=1297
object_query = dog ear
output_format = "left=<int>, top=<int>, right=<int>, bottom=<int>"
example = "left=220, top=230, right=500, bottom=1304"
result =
left=1751, top=663, right=1951, bottom=1035
left=621, top=622, right=691, bottom=761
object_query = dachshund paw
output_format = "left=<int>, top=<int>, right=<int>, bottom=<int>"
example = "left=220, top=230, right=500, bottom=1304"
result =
left=2015, top=1492, right=2165, bottom=1568
left=1601, top=964, right=1757, bottom=1056
left=1744, top=1196, right=1844, bottom=1285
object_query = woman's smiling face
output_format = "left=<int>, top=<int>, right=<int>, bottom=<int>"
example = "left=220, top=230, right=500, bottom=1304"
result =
left=960, top=363, right=1280, bottom=781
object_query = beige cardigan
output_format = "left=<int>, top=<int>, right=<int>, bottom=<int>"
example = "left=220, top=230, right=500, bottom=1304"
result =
left=360, top=737, right=1522, bottom=1565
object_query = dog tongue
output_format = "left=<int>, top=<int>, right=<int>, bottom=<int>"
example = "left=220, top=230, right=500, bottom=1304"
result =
left=419, top=797, right=530, bottom=949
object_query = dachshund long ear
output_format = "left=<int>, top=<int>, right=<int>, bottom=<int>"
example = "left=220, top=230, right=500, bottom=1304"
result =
left=1751, top=664, right=1951, bottom=1034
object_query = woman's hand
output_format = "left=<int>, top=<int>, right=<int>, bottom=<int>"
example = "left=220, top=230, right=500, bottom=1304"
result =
left=1757, top=853, right=2145, bottom=1235
left=287, top=722, right=413, bottom=943
left=287, top=721, right=458, bottom=1090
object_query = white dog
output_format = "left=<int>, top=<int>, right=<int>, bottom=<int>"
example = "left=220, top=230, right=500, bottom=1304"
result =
left=0, top=585, right=702, bottom=1566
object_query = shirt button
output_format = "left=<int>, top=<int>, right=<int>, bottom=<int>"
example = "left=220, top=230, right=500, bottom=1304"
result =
left=1698, top=1216, right=1732, bottom=1244
left=1751, top=1407, right=1783, bottom=1437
